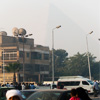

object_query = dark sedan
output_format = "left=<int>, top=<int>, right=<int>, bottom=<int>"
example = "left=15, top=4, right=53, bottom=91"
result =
left=26, top=89, right=71, bottom=100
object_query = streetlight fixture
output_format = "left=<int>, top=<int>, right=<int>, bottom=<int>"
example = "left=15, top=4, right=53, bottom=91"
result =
left=22, top=34, right=32, bottom=82
left=2, top=49, right=5, bottom=84
left=19, top=28, right=32, bottom=82
left=52, top=25, right=61, bottom=85
left=86, top=31, right=93, bottom=80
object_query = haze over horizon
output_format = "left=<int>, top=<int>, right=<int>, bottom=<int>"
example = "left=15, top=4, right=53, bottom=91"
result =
left=0, top=0, right=99, bottom=61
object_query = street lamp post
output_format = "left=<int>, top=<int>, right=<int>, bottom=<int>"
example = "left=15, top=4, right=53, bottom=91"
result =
left=22, top=34, right=32, bottom=82
left=2, top=49, right=5, bottom=84
left=86, top=31, right=93, bottom=80
left=52, top=25, right=61, bottom=85
left=19, top=28, right=32, bottom=82
left=22, top=36, right=25, bottom=82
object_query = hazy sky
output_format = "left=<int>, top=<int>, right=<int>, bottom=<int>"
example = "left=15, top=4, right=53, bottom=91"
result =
left=0, top=0, right=100, bottom=60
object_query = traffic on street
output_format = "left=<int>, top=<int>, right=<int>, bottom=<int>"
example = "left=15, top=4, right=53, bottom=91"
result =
left=1, top=76, right=100, bottom=100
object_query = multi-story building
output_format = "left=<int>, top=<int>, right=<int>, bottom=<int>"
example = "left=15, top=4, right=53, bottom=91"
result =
left=0, top=31, right=50, bottom=83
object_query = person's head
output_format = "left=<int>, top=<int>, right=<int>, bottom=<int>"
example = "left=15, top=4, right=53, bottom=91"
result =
left=26, top=83, right=28, bottom=85
left=94, top=80, right=96, bottom=82
left=11, top=83, right=13, bottom=85
left=8, top=96, right=20, bottom=100
left=22, top=82, right=24, bottom=85
left=6, top=90, right=22, bottom=100
left=70, top=89, right=77, bottom=97
left=76, top=87, right=92, bottom=100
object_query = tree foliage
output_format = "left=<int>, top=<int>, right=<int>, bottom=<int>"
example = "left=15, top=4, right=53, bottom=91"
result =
left=5, top=62, right=21, bottom=85
left=51, top=50, right=100, bottom=80
left=5, top=62, right=20, bottom=73
left=49, top=49, right=68, bottom=78
left=63, top=52, right=96, bottom=77
left=54, top=49, right=68, bottom=67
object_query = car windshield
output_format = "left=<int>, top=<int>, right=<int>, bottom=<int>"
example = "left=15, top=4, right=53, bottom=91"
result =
left=21, top=91, right=36, bottom=99
left=27, top=91, right=62, bottom=100
left=87, top=80, right=94, bottom=85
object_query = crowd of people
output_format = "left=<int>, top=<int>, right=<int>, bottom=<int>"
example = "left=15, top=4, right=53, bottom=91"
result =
left=0, top=82, right=36, bottom=90
left=0, top=80, right=100, bottom=100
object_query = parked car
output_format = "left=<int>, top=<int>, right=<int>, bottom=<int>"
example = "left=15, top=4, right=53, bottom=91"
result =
left=26, top=89, right=71, bottom=100
left=0, top=87, right=15, bottom=100
left=21, top=86, right=50, bottom=100
left=21, top=89, right=39, bottom=100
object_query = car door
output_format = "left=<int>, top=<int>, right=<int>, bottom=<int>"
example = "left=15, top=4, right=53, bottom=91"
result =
left=81, top=81, right=90, bottom=91
left=59, top=91, right=71, bottom=100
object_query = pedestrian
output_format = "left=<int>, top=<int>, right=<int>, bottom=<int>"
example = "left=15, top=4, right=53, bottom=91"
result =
left=6, top=90, right=22, bottom=100
left=18, top=83, right=22, bottom=90
left=60, top=83, right=64, bottom=89
left=25, top=83, right=29, bottom=89
left=15, top=82, right=18, bottom=89
left=10, top=83, right=14, bottom=87
left=21, top=83, right=25, bottom=90
left=70, top=89, right=80, bottom=100
left=6, top=83, right=10, bottom=87
left=93, top=80, right=99, bottom=97
left=30, top=83, right=36, bottom=89
left=76, top=87, right=92, bottom=100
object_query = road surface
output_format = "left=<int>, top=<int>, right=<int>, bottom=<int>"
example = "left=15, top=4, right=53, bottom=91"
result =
left=90, top=94, right=100, bottom=100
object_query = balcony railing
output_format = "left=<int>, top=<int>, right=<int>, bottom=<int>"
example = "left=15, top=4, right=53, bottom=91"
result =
left=0, top=56, right=17, bottom=61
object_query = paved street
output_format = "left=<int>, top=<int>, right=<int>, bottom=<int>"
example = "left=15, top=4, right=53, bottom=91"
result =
left=89, top=94, right=100, bottom=100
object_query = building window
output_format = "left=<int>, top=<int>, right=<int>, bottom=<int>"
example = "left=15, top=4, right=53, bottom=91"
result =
left=2, top=51, right=17, bottom=60
left=40, top=66, right=44, bottom=71
left=27, top=53, right=29, bottom=58
left=38, top=53, right=42, bottom=59
left=44, top=54, right=49, bottom=60
left=40, top=65, right=49, bottom=71
left=35, top=64, right=40, bottom=72
left=45, top=65, right=49, bottom=71
left=31, top=52, right=42, bottom=60
left=19, top=51, right=23, bottom=58
left=25, top=64, right=31, bottom=71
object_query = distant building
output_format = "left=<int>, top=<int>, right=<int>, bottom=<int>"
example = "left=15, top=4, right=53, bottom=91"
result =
left=0, top=31, right=50, bottom=84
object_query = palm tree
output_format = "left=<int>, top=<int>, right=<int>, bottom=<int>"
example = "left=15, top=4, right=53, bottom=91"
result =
left=5, top=62, right=21, bottom=86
